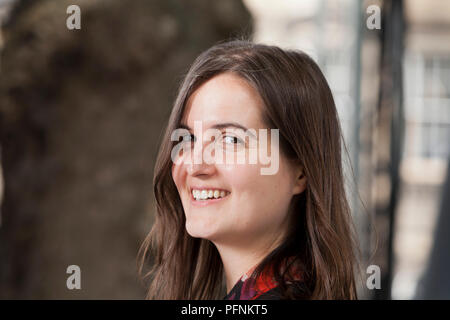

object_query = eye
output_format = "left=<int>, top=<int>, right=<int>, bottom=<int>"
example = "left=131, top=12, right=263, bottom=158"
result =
left=182, top=133, right=196, bottom=143
left=223, top=135, right=243, bottom=145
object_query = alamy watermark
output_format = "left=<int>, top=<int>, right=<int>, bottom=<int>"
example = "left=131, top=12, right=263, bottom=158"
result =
left=170, top=121, right=280, bottom=175
left=66, top=5, right=81, bottom=30
left=66, top=265, right=81, bottom=290
left=366, top=4, right=381, bottom=30
left=366, top=264, right=381, bottom=290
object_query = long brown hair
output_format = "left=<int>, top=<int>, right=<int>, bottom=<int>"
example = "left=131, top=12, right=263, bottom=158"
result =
left=138, top=40, right=359, bottom=299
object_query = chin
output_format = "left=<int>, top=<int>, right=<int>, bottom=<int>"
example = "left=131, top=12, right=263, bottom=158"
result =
left=185, top=221, right=222, bottom=241
left=185, top=221, right=210, bottom=238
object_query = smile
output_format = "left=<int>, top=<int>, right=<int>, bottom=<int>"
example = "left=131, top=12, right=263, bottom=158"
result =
left=191, top=188, right=230, bottom=201
left=189, top=188, right=230, bottom=207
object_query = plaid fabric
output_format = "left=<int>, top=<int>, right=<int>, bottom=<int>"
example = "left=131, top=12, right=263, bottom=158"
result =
left=223, top=257, right=303, bottom=300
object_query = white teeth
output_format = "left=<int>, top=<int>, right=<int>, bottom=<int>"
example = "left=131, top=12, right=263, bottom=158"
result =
left=192, top=189, right=229, bottom=201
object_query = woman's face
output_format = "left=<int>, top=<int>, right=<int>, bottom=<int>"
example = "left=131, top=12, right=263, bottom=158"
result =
left=171, top=73, right=305, bottom=248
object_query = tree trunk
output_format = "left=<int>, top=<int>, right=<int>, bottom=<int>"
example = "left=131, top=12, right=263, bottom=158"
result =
left=0, top=0, right=251, bottom=298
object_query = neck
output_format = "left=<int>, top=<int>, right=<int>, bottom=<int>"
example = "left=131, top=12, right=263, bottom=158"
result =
left=212, top=232, right=285, bottom=293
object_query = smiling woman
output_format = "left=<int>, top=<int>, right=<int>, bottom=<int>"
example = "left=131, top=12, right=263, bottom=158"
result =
left=138, top=40, right=360, bottom=300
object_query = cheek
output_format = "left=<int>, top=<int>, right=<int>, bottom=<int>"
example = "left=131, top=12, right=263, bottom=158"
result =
left=171, top=164, right=177, bottom=186
left=171, top=163, right=184, bottom=192
left=222, top=163, right=291, bottom=220
left=221, top=163, right=261, bottom=194
left=224, top=161, right=290, bottom=197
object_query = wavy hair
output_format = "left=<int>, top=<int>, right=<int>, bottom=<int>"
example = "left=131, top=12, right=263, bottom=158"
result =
left=138, top=40, right=360, bottom=299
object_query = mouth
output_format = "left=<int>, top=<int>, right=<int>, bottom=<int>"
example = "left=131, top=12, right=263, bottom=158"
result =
left=189, top=187, right=231, bottom=206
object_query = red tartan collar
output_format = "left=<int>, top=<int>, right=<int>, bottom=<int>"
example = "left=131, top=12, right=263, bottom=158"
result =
left=225, top=256, right=303, bottom=300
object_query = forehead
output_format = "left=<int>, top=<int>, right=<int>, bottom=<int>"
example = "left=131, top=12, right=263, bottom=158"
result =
left=182, top=73, right=266, bottom=129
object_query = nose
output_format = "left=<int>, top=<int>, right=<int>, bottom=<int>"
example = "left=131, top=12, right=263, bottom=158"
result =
left=186, top=139, right=216, bottom=177
left=186, top=162, right=216, bottom=177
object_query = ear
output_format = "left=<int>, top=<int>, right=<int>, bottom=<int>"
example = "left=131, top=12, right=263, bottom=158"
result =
left=292, top=165, right=307, bottom=195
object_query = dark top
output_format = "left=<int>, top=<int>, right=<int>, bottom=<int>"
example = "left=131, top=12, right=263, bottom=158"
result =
left=223, top=257, right=306, bottom=300
left=223, top=278, right=306, bottom=300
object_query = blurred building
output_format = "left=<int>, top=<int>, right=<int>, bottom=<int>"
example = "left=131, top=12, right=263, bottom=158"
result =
left=243, top=0, right=450, bottom=300
left=244, top=0, right=381, bottom=299
left=392, top=0, right=450, bottom=299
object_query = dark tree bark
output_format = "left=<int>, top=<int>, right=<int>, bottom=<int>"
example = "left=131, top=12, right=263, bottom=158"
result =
left=0, top=0, right=252, bottom=298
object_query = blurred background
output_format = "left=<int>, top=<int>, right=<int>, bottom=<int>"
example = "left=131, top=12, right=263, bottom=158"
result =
left=0, top=0, right=448, bottom=299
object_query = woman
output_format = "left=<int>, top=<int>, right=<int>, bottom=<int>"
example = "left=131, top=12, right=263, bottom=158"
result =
left=139, top=40, right=359, bottom=300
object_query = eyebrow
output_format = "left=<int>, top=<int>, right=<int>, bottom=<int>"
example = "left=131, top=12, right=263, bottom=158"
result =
left=179, top=122, right=257, bottom=139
